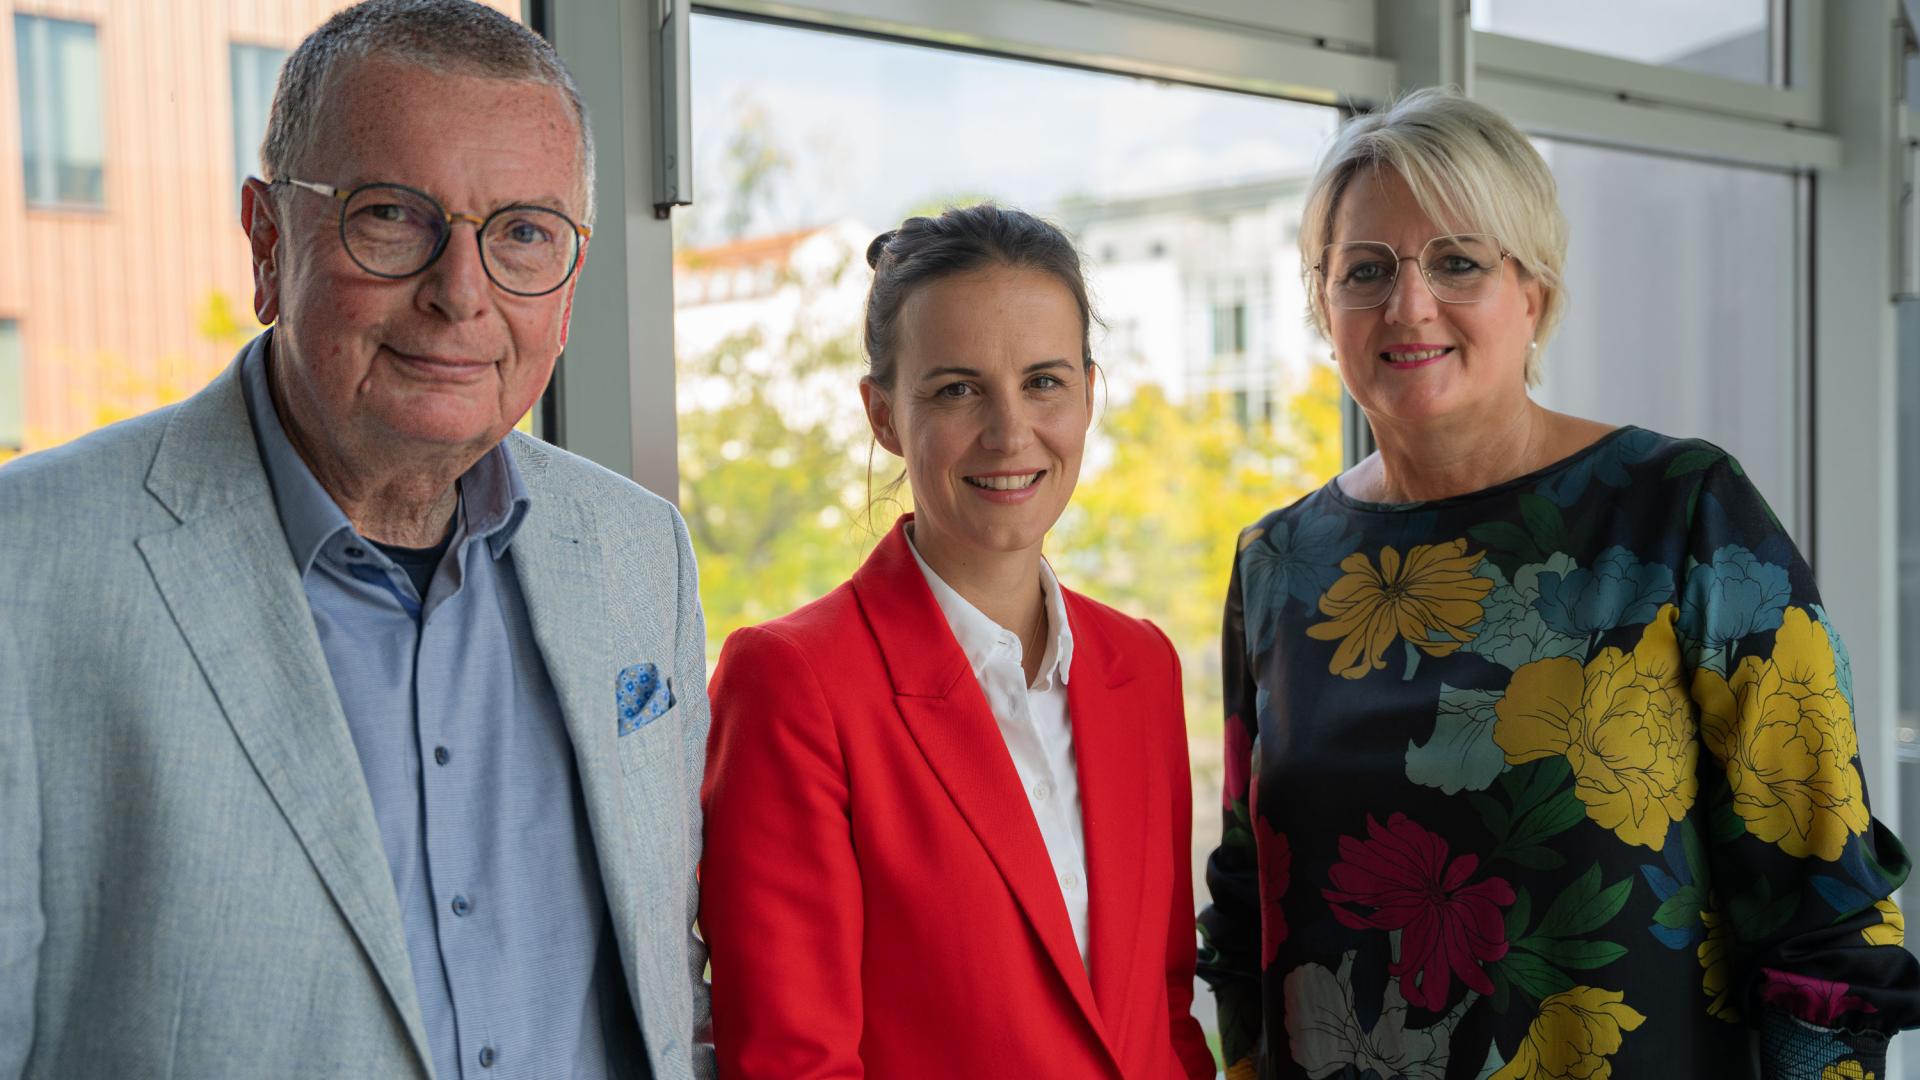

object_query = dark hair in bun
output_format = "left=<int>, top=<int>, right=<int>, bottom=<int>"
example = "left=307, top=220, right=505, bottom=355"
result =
left=862, top=204, right=1099, bottom=389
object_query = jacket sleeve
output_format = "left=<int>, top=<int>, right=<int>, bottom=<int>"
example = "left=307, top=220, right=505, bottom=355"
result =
left=0, top=608, right=42, bottom=1079
left=1196, top=532, right=1264, bottom=1072
left=669, top=510, right=717, bottom=1080
left=701, top=623, right=865, bottom=1080
left=1680, top=454, right=1920, bottom=1078
left=1146, top=621, right=1224, bottom=1079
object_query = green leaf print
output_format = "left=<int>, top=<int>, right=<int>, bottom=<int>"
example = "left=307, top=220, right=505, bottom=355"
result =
left=1506, top=888, right=1533, bottom=943
left=1496, top=951, right=1575, bottom=1001
left=1469, top=520, right=1547, bottom=565
left=1517, top=493, right=1568, bottom=553
left=1534, top=864, right=1634, bottom=939
left=1517, top=938, right=1628, bottom=971
left=1652, top=887, right=1707, bottom=929
left=1665, top=448, right=1722, bottom=479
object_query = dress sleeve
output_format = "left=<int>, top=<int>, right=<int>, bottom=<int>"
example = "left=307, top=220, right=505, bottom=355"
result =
left=1197, top=531, right=1265, bottom=1072
left=700, top=625, right=866, bottom=1080
left=1145, top=620, right=1226, bottom=1080
left=1681, top=454, right=1920, bottom=1078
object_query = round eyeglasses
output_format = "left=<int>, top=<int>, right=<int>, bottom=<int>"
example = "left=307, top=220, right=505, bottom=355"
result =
left=273, top=177, right=591, bottom=297
left=1315, top=233, right=1512, bottom=310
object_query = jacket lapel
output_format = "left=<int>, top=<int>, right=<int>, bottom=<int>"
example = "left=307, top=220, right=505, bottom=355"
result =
left=852, top=519, right=1115, bottom=1064
left=1061, top=593, right=1153, bottom=1037
left=502, top=468, right=649, bottom=980
left=136, top=345, right=434, bottom=1074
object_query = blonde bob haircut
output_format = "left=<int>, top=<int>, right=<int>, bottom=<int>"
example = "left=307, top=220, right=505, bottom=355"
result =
left=1300, top=88, right=1568, bottom=386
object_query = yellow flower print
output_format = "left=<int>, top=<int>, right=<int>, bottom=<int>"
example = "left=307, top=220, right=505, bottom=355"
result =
left=1695, top=608, right=1868, bottom=861
left=1823, top=1063, right=1875, bottom=1080
left=1306, top=540, right=1494, bottom=680
left=1490, top=986, right=1646, bottom=1080
left=1698, top=904, right=1740, bottom=1022
left=1864, top=898, right=1905, bottom=947
left=1492, top=607, right=1697, bottom=850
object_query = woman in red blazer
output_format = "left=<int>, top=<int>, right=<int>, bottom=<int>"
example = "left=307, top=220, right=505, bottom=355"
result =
left=701, top=205, right=1215, bottom=1080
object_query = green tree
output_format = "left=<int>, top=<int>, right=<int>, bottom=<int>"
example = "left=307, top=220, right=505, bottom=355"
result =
left=1051, top=365, right=1343, bottom=734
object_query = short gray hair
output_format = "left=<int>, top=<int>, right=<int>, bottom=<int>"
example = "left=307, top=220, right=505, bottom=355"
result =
left=260, top=0, right=595, bottom=222
left=1300, top=88, right=1567, bottom=385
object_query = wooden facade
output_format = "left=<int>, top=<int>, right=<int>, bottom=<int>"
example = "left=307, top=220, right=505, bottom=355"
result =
left=0, top=0, right=518, bottom=456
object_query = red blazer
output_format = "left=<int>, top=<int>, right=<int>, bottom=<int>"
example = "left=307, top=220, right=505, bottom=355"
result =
left=701, top=518, right=1215, bottom=1080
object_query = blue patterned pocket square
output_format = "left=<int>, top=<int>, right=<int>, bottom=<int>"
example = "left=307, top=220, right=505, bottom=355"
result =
left=616, top=662, right=675, bottom=735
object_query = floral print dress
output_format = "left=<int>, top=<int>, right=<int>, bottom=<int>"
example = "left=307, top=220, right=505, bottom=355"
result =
left=1198, top=428, right=1920, bottom=1080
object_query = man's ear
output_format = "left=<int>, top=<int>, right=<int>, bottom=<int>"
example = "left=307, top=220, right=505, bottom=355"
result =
left=860, top=377, right=904, bottom=457
left=241, top=178, right=283, bottom=325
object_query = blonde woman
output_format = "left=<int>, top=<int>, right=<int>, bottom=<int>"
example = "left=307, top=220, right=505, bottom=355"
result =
left=1198, top=89, right=1920, bottom=1079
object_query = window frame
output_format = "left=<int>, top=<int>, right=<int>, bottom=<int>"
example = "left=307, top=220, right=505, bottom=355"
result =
left=15, top=12, right=108, bottom=212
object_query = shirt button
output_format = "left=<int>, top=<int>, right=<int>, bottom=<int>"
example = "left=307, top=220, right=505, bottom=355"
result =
left=434, top=746, right=450, bottom=766
left=478, top=1046, right=496, bottom=1068
left=1031, top=782, right=1051, bottom=801
left=1061, top=872, right=1080, bottom=891
left=451, top=895, right=471, bottom=917
left=344, top=545, right=366, bottom=559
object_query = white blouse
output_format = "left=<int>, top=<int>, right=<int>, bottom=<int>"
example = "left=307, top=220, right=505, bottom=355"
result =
left=907, top=534, right=1091, bottom=965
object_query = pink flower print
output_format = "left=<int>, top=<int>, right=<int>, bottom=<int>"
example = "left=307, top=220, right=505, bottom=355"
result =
left=1759, top=968, right=1878, bottom=1027
left=1323, top=812, right=1515, bottom=1011
left=1256, top=818, right=1291, bottom=967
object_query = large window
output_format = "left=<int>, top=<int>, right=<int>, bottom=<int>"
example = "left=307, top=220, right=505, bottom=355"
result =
left=675, top=14, right=1342, bottom=1041
left=1533, top=139, right=1804, bottom=540
left=15, top=14, right=105, bottom=207
left=1473, top=0, right=1776, bottom=84
left=231, top=43, right=289, bottom=198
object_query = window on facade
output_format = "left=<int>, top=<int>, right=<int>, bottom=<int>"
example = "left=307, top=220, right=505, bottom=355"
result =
left=1473, top=0, right=1776, bottom=84
left=16, top=15, right=105, bottom=207
left=231, top=43, right=290, bottom=197
left=0, top=321, right=22, bottom=456
left=1211, top=301, right=1248, bottom=358
left=1532, top=138, right=1804, bottom=541
left=675, top=14, right=1342, bottom=1037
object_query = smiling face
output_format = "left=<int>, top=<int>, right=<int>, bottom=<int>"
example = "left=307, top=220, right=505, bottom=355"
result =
left=242, top=58, right=587, bottom=470
left=861, top=265, right=1093, bottom=568
left=1325, top=166, right=1541, bottom=431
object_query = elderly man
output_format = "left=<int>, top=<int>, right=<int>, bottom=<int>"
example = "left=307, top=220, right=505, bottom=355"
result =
left=0, top=2, right=712, bottom=1077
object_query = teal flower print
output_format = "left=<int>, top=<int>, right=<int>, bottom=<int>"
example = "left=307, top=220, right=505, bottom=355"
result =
left=1678, top=545, right=1790, bottom=674
left=1406, top=683, right=1509, bottom=794
left=1241, top=511, right=1362, bottom=658
left=1533, top=546, right=1675, bottom=641
left=1536, top=427, right=1663, bottom=507
left=1463, top=558, right=1586, bottom=672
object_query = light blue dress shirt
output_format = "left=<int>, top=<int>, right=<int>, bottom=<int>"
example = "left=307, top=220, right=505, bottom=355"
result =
left=241, top=339, right=645, bottom=1079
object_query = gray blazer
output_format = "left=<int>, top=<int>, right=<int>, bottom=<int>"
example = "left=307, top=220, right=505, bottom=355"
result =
left=0, top=344, right=715, bottom=1079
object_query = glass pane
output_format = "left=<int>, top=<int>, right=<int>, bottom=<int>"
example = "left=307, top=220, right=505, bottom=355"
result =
left=676, top=13, right=1342, bottom=1049
left=0, top=2, right=521, bottom=461
left=15, top=15, right=105, bottom=206
left=1901, top=293, right=1920, bottom=1039
left=1473, top=0, right=1776, bottom=85
left=1532, top=139, right=1802, bottom=542
left=231, top=43, right=289, bottom=199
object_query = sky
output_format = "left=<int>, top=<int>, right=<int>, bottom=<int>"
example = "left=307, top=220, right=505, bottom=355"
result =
left=683, top=13, right=1339, bottom=246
